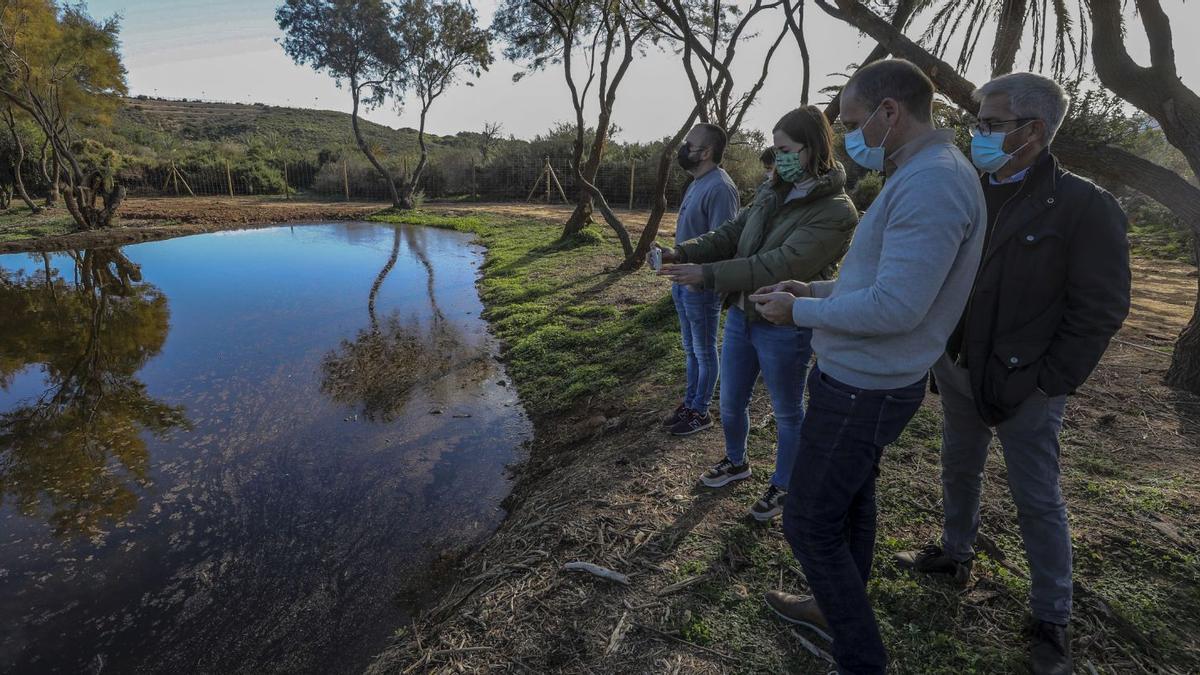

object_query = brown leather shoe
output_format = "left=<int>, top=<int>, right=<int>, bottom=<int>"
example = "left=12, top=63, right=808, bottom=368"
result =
left=764, top=590, right=831, bottom=641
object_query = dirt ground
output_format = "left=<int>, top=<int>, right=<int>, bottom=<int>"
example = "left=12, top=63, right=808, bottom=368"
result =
left=367, top=232, right=1200, bottom=674
left=0, top=196, right=387, bottom=253
left=0, top=197, right=680, bottom=254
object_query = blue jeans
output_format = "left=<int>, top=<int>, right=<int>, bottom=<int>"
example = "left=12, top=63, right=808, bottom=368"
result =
left=720, top=306, right=813, bottom=489
left=783, top=365, right=926, bottom=675
left=672, top=284, right=722, bottom=411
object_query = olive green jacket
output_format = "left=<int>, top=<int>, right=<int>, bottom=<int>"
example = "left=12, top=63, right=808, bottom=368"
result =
left=675, top=163, right=859, bottom=322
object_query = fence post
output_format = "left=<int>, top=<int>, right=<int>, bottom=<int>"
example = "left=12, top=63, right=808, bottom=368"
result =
left=545, top=156, right=550, bottom=204
left=471, top=163, right=477, bottom=201
left=282, top=160, right=290, bottom=200
left=225, top=160, right=234, bottom=197
left=343, top=161, right=350, bottom=201
left=628, top=160, right=635, bottom=210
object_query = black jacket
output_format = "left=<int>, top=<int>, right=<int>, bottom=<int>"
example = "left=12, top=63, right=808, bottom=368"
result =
left=953, top=151, right=1131, bottom=425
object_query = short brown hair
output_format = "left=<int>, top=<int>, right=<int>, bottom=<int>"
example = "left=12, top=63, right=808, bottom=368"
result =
left=772, top=105, right=837, bottom=178
left=759, top=147, right=775, bottom=167
left=844, top=59, right=935, bottom=123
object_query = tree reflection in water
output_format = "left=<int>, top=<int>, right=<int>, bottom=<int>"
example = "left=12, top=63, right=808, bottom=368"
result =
left=0, top=248, right=187, bottom=536
left=321, top=226, right=490, bottom=422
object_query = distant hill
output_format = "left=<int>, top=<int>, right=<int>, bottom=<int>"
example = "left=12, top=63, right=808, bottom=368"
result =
left=112, top=97, right=465, bottom=160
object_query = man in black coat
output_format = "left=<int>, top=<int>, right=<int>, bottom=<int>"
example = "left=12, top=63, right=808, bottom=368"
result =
left=895, top=72, right=1131, bottom=675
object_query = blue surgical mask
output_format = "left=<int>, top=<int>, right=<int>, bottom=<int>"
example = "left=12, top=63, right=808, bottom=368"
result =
left=844, top=104, right=890, bottom=172
left=970, top=121, right=1033, bottom=174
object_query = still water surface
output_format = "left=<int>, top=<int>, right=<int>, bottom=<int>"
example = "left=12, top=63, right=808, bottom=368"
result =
left=0, top=223, right=530, bottom=673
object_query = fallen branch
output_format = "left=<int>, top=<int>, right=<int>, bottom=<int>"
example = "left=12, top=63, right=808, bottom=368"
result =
left=1112, top=338, right=1172, bottom=358
left=656, top=574, right=709, bottom=596
left=606, top=611, right=630, bottom=656
left=562, top=561, right=630, bottom=585
left=789, top=628, right=836, bottom=665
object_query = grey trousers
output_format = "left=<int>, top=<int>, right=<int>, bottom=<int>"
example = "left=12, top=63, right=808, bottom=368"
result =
left=932, top=353, right=1072, bottom=625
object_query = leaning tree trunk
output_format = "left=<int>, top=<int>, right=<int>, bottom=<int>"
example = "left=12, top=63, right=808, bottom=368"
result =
left=1087, top=0, right=1200, bottom=393
left=351, top=84, right=411, bottom=210
left=620, top=106, right=704, bottom=270
left=0, top=183, right=11, bottom=209
left=40, top=141, right=60, bottom=208
left=5, top=115, right=42, bottom=213
left=403, top=106, right=431, bottom=208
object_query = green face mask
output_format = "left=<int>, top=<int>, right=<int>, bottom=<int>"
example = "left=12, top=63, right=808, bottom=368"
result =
left=774, top=150, right=807, bottom=183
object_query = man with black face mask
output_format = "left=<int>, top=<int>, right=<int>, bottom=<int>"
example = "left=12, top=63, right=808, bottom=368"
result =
left=652, top=123, right=740, bottom=436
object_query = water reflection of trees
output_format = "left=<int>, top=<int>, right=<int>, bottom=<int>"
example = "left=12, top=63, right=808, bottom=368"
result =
left=0, top=248, right=187, bottom=536
left=321, top=226, right=488, bottom=422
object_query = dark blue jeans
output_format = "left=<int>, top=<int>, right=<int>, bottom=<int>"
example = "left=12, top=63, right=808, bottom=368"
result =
left=672, top=284, right=722, bottom=411
left=783, top=365, right=926, bottom=675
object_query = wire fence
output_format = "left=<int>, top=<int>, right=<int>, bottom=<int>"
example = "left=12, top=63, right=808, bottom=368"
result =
left=113, top=156, right=706, bottom=209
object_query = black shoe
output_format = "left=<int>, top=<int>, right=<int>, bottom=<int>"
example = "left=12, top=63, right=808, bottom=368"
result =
left=662, top=402, right=688, bottom=428
left=699, top=457, right=751, bottom=487
left=749, top=485, right=786, bottom=521
left=894, top=544, right=973, bottom=585
left=1026, top=619, right=1071, bottom=675
left=670, top=408, right=712, bottom=436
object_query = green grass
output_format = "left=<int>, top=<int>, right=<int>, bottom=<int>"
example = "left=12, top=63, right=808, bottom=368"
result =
left=0, top=207, right=78, bottom=241
left=369, top=209, right=679, bottom=417
left=369, top=208, right=1200, bottom=673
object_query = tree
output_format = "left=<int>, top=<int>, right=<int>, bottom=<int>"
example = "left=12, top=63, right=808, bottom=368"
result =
left=392, top=0, right=492, bottom=207
left=494, top=0, right=649, bottom=249
left=2, top=105, right=40, bottom=212
left=277, top=0, right=411, bottom=207
left=813, top=0, right=1200, bottom=393
left=0, top=0, right=129, bottom=230
left=0, top=250, right=186, bottom=535
left=581, top=0, right=802, bottom=270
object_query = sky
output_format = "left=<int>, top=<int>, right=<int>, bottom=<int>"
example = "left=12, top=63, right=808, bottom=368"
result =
left=84, top=0, right=1200, bottom=143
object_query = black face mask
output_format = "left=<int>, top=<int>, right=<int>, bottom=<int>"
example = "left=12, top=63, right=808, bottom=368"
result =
left=677, top=144, right=701, bottom=171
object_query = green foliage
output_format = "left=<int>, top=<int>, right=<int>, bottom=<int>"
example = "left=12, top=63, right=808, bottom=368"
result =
left=850, top=172, right=885, bottom=211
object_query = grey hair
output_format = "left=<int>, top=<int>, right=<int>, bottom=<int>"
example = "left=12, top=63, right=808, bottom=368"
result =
left=973, top=72, right=1069, bottom=143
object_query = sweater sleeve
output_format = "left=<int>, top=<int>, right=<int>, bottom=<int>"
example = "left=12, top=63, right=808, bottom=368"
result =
left=677, top=204, right=748, bottom=264
left=791, top=169, right=979, bottom=335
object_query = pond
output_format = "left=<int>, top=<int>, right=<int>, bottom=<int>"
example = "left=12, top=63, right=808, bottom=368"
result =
left=0, top=223, right=531, bottom=673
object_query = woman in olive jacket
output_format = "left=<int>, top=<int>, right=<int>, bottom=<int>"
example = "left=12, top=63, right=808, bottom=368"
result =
left=658, top=106, right=859, bottom=521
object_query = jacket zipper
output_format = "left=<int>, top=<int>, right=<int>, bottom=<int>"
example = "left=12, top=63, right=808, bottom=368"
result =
left=955, top=177, right=1029, bottom=367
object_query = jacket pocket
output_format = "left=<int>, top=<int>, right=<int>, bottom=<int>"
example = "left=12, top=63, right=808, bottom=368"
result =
left=987, top=340, right=1051, bottom=410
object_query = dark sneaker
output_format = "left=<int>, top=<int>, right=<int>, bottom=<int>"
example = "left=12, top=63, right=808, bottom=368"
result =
left=670, top=409, right=713, bottom=436
left=749, top=485, right=787, bottom=521
left=662, top=402, right=688, bottom=428
left=894, top=544, right=973, bottom=585
left=763, top=590, right=831, bottom=642
left=699, top=457, right=751, bottom=487
left=1027, top=620, right=1071, bottom=675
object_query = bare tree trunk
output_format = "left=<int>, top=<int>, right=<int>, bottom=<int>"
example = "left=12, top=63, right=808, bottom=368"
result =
left=405, top=104, right=431, bottom=207
left=990, top=0, right=1029, bottom=76
left=4, top=110, right=41, bottom=214
left=39, top=137, right=59, bottom=208
left=1087, top=0, right=1200, bottom=392
left=620, top=106, right=705, bottom=270
left=351, top=82, right=410, bottom=209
